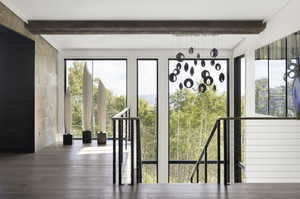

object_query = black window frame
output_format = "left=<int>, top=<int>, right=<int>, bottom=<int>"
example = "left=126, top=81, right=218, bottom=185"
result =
left=64, top=58, right=128, bottom=139
left=167, top=58, right=230, bottom=182
left=136, top=58, right=159, bottom=183
left=254, top=35, right=298, bottom=117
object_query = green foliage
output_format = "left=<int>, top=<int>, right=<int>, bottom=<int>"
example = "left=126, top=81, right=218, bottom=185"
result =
left=168, top=88, right=226, bottom=182
left=140, top=87, right=227, bottom=183
left=68, top=61, right=84, bottom=136
left=255, top=78, right=268, bottom=115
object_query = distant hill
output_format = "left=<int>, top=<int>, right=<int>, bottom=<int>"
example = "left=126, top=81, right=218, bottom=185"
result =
left=140, top=94, right=156, bottom=105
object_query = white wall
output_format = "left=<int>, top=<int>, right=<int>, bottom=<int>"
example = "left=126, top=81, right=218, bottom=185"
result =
left=58, top=48, right=233, bottom=183
left=233, top=0, right=300, bottom=183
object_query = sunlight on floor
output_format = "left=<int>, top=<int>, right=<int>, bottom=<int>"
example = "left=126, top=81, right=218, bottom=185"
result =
left=77, top=146, right=113, bottom=155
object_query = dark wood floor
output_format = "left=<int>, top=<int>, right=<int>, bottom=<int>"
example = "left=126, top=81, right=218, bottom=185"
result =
left=0, top=141, right=300, bottom=198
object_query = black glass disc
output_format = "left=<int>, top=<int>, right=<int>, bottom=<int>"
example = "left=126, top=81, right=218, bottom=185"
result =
left=210, top=48, right=218, bottom=58
left=194, top=59, right=197, bottom=65
left=210, top=60, right=215, bottom=66
left=176, top=52, right=185, bottom=62
left=198, top=83, right=207, bottom=93
left=184, top=63, right=189, bottom=72
left=204, top=76, right=214, bottom=86
left=173, top=68, right=180, bottom=75
left=197, top=53, right=201, bottom=60
left=176, top=63, right=182, bottom=70
left=169, top=73, right=177, bottom=82
left=189, top=47, right=194, bottom=54
left=201, top=70, right=210, bottom=79
left=184, top=78, right=194, bottom=88
left=219, top=73, right=225, bottom=82
left=215, top=63, right=221, bottom=71
left=213, top=85, right=217, bottom=91
left=201, top=60, right=206, bottom=67
left=190, top=67, right=195, bottom=76
left=179, top=82, right=183, bottom=90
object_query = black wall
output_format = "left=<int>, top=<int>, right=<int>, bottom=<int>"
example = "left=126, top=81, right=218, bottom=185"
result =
left=0, top=25, right=35, bottom=153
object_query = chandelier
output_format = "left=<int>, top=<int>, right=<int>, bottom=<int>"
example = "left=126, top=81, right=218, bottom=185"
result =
left=169, top=46, right=225, bottom=93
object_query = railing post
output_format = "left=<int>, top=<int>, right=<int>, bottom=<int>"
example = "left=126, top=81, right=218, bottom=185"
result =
left=125, top=113, right=128, bottom=150
left=128, top=109, right=131, bottom=141
left=136, top=119, right=142, bottom=183
left=217, top=120, right=221, bottom=184
left=204, top=149, right=208, bottom=183
left=113, top=119, right=116, bottom=184
left=223, top=119, right=228, bottom=185
left=118, top=119, right=123, bottom=185
left=227, top=119, right=230, bottom=184
left=130, top=119, right=134, bottom=185
left=196, top=164, right=199, bottom=183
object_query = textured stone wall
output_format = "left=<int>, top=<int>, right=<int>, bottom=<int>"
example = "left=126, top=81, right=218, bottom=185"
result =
left=0, top=2, right=58, bottom=151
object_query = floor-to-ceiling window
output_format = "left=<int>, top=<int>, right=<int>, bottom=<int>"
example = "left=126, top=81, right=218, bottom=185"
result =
left=255, top=31, right=300, bottom=117
left=137, top=59, right=158, bottom=183
left=65, top=59, right=127, bottom=138
left=168, top=59, right=228, bottom=183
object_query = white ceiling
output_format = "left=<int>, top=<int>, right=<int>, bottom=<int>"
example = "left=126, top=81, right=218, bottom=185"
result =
left=8, top=0, right=289, bottom=20
left=42, top=34, right=252, bottom=50
left=2, top=0, right=289, bottom=50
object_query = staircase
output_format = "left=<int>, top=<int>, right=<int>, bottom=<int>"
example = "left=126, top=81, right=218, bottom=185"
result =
left=112, top=110, right=300, bottom=185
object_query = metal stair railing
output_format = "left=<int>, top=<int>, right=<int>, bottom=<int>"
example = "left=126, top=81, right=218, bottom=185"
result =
left=112, top=108, right=142, bottom=185
left=190, top=117, right=300, bottom=185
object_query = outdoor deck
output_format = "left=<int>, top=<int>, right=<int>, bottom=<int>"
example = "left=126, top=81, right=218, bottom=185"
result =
left=0, top=140, right=300, bottom=198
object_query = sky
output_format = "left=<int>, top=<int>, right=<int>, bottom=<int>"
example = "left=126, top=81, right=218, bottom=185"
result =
left=138, top=60, right=157, bottom=95
left=92, top=60, right=126, bottom=96
left=67, top=60, right=127, bottom=96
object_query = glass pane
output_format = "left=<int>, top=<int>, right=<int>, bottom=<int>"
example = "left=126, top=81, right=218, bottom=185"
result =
left=66, top=60, right=93, bottom=138
left=168, top=59, right=227, bottom=182
left=169, top=164, right=224, bottom=183
left=138, top=60, right=158, bottom=162
left=287, top=32, right=300, bottom=117
left=269, top=39, right=287, bottom=116
left=92, top=60, right=127, bottom=138
left=169, top=164, right=194, bottom=183
left=255, top=46, right=269, bottom=115
left=142, top=164, right=157, bottom=183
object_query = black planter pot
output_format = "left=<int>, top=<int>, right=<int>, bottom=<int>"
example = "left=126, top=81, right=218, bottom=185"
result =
left=82, top=130, right=92, bottom=144
left=63, top=134, right=73, bottom=145
left=97, top=131, right=107, bottom=145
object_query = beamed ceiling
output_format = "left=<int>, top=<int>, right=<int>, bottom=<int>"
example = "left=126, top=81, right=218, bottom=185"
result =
left=0, top=0, right=290, bottom=49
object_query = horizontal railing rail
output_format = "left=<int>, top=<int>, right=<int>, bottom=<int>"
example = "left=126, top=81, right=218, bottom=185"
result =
left=112, top=107, right=142, bottom=185
left=112, top=107, right=130, bottom=119
left=190, top=116, right=300, bottom=185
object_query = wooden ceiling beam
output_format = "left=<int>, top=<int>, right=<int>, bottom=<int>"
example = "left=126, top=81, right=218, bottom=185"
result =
left=26, top=20, right=266, bottom=35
